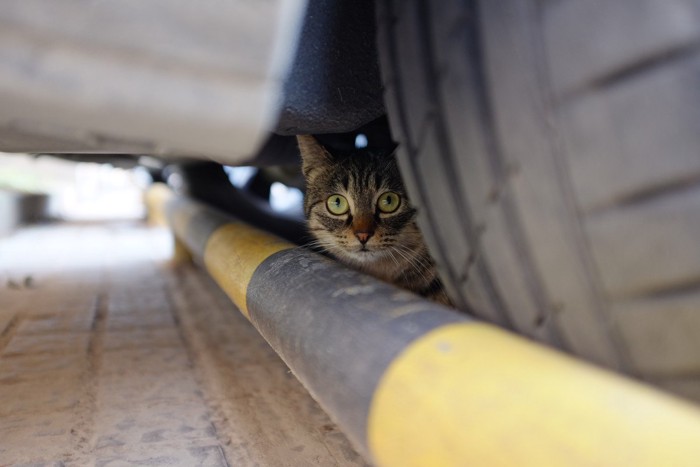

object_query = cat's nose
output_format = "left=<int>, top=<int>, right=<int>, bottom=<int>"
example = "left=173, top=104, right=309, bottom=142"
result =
left=355, top=231, right=373, bottom=245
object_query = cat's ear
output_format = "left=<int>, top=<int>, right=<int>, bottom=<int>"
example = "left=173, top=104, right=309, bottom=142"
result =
left=297, top=135, right=332, bottom=179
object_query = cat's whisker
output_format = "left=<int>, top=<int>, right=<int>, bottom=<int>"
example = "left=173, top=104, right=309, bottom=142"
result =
left=391, top=243, right=426, bottom=267
left=297, top=238, right=340, bottom=255
left=398, top=244, right=433, bottom=271
left=299, top=239, right=327, bottom=249
left=385, top=248, right=401, bottom=270
left=391, top=252, right=425, bottom=284
left=389, top=244, right=418, bottom=269
left=391, top=245, right=432, bottom=285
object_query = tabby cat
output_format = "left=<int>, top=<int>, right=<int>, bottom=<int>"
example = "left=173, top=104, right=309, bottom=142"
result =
left=297, top=135, right=451, bottom=305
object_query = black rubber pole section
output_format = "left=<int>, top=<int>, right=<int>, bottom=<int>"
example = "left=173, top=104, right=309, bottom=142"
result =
left=247, top=249, right=465, bottom=449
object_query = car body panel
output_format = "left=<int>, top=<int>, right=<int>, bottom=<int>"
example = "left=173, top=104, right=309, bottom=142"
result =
left=0, top=0, right=307, bottom=164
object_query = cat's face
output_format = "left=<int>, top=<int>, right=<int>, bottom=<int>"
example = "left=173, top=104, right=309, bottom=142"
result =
left=298, top=135, right=424, bottom=266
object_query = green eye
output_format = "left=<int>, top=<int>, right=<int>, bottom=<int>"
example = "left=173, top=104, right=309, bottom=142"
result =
left=377, top=191, right=401, bottom=213
left=326, top=194, right=349, bottom=215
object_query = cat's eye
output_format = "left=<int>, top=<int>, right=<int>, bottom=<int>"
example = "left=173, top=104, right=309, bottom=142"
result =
left=326, top=194, right=349, bottom=215
left=377, top=191, right=401, bottom=213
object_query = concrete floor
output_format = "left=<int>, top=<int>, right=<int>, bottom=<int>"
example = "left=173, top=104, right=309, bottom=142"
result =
left=0, top=221, right=368, bottom=466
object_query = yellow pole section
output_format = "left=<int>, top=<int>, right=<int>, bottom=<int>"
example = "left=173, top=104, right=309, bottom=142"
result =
left=369, top=323, right=700, bottom=466
left=203, top=223, right=291, bottom=319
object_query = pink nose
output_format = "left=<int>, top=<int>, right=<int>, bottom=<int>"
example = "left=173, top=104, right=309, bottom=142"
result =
left=355, top=232, right=372, bottom=244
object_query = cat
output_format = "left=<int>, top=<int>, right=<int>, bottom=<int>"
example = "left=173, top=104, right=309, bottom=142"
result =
left=297, top=135, right=451, bottom=306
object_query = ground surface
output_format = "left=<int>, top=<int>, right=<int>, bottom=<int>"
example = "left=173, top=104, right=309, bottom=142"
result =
left=0, top=220, right=368, bottom=466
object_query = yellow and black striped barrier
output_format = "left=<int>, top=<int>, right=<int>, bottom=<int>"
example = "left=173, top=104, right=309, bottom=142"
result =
left=155, top=185, right=700, bottom=466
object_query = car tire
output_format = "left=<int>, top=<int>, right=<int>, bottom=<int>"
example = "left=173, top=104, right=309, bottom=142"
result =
left=377, top=0, right=700, bottom=401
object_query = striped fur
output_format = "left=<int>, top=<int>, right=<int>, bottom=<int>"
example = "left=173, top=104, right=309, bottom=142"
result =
left=298, top=135, right=451, bottom=306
